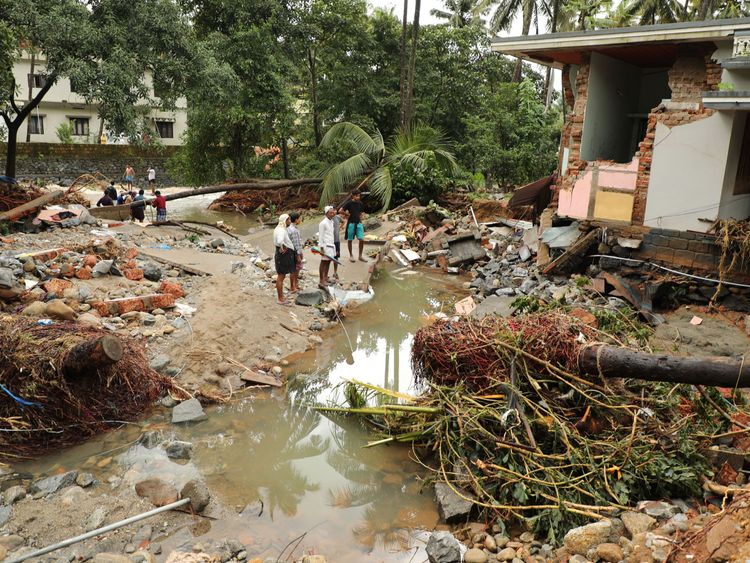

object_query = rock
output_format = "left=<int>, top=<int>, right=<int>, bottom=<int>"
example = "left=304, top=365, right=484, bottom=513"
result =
left=0, top=505, right=11, bottom=526
left=0, top=535, right=24, bottom=550
left=124, top=543, right=136, bottom=554
left=425, top=531, right=462, bottom=563
left=301, top=557, right=326, bottom=563
left=595, top=543, right=624, bottom=562
left=85, top=506, right=108, bottom=532
left=434, top=482, right=474, bottom=523
left=0, top=546, right=6, bottom=560
left=139, top=312, right=157, bottom=326
left=622, top=511, right=656, bottom=538
left=3, top=485, right=25, bottom=505
left=210, top=238, right=225, bottom=248
left=638, top=500, right=679, bottom=519
left=181, top=480, right=210, bottom=513
left=135, top=478, right=178, bottom=507
left=519, top=532, right=535, bottom=543
left=494, top=535, right=509, bottom=549
left=76, top=472, right=96, bottom=488
left=496, top=547, right=517, bottom=561
left=22, top=301, right=48, bottom=316
left=463, top=548, right=487, bottom=563
left=483, top=534, right=497, bottom=553
left=45, top=299, right=78, bottom=320
left=568, top=556, right=590, bottom=563
left=142, top=263, right=163, bottom=282
left=161, top=395, right=178, bottom=408
left=30, top=470, right=78, bottom=496
left=271, top=366, right=283, bottom=376
left=309, top=321, right=323, bottom=331
left=563, top=520, right=612, bottom=556
left=172, top=398, right=207, bottom=424
left=60, top=485, right=87, bottom=507
left=138, top=431, right=164, bottom=449
left=93, top=554, right=132, bottom=563
left=92, top=260, right=115, bottom=277
left=23, top=259, right=36, bottom=273
left=77, top=312, right=102, bottom=327
left=150, top=354, right=171, bottom=372
left=133, top=524, right=153, bottom=544
left=165, top=441, right=193, bottom=460
left=295, top=289, right=326, bottom=307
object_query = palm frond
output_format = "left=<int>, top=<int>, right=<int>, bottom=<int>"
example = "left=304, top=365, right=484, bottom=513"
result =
left=319, top=153, right=372, bottom=206
left=320, top=122, right=381, bottom=157
left=369, top=165, right=393, bottom=211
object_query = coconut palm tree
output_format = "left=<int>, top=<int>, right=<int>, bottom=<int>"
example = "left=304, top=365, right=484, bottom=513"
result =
left=624, top=0, right=686, bottom=24
left=319, top=122, right=457, bottom=210
left=693, top=0, right=749, bottom=19
left=430, top=0, right=487, bottom=26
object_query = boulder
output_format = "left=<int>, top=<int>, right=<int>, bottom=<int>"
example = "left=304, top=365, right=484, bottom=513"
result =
left=45, top=299, right=78, bottom=320
left=172, top=398, right=207, bottom=424
left=77, top=312, right=102, bottom=327
left=595, top=543, right=624, bottom=563
left=496, top=547, right=516, bottom=561
left=463, top=548, right=488, bottom=563
left=92, top=260, right=115, bottom=277
left=76, top=473, right=96, bottom=488
left=563, top=520, right=612, bottom=556
left=637, top=500, right=679, bottom=519
left=165, top=440, right=193, bottom=460
left=210, top=238, right=225, bottom=248
left=135, top=478, right=178, bottom=507
left=3, top=485, right=25, bottom=505
left=434, top=482, right=475, bottom=524
left=85, top=506, right=108, bottom=532
left=621, top=511, right=656, bottom=538
left=29, top=470, right=78, bottom=496
left=295, top=289, right=326, bottom=307
left=425, top=531, right=462, bottom=563
left=181, top=479, right=211, bottom=513
left=142, top=262, right=163, bottom=282
left=21, top=301, right=47, bottom=317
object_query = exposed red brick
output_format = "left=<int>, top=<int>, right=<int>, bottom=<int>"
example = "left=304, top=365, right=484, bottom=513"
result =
left=159, top=281, right=185, bottom=298
left=93, top=293, right=176, bottom=317
left=75, top=266, right=93, bottom=280
left=123, top=268, right=144, bottom=281
left=42, top=278, right=73, bottom=295
left=24, top=247, right=68, bottom=262
left=125, top=247, right=139, bottom=259
left=83, top=254, right=98, bottom=267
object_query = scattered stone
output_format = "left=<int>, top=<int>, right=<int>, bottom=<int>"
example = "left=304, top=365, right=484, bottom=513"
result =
left=30, top=470, right=78, bottom=496
left=638, top=500, right=679, bottom=519
left=138, top=431, right=163, bottom=449
left=180, top=479, right=211, bottom=513
left=210, top=238, right=225, bottom=248
left=44, top=299, right=78, bottom=320
left=93, top=554, right=132, bottom=563
left=135, top=478, right=179, bottom=507
left=434, top=482, right=475, bottom=523
left=563, top=520, right=612, bottom=556
left=150, top=354, right=171, bottom=372
left=3, top=485, right=25, bottom=505
left=425, top=531, right=462, bottom=563
left=124, top=543, right=136, bottom=554
left=76, top=472, right=96, bottom=488
left=143, top=263, right=163, bottom=282
left=77, top=312, right=102, bottom=326
left=271, top=366, right=283, bottom=376
left=309, top=321, right=324, bottom=331
left=21, top=301, right=47, bottom=316
left=296, top=289, right=326, bottom=307
left=165, top=440, right=193, bottom=460
left=463, top=548, right=487, bottom=563
left=172, top=398, right=207, bottom=424
left=595, top=543, right=624, bottom=563
left=92, top=260, right=115, bottom=277
left=483, top=534, right=497, bottom=553
left=622, top=511, right=656, bottom=538
left=160, top=395, right=178, bottom=408
left=0, top=535, right=24, bottom=551
left=0, top=505, right=11, bottom=526
left=496, top=547, right=517, bottom=561
left=85, top=506, right=108, bottom=532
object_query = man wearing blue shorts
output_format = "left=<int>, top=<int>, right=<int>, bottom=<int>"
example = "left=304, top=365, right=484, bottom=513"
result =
left=341, top=189, right=366, bottom=262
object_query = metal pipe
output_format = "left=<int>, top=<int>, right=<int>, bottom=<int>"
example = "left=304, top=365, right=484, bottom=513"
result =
left=4, top=498, right=191, bottom=563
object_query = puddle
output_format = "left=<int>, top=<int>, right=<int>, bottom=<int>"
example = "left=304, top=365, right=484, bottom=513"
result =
left=13, top=270, right=468, bottom=561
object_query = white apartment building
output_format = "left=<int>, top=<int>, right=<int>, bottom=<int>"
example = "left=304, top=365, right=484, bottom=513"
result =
left=10, top=51, right=187, bottom=146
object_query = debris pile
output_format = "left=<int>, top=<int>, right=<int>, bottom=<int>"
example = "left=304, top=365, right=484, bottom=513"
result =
left=0, top=315, right=173, bottom=459
left=322, top=311, right=750, bottom=544
left=0, top=182, right=44, bottom=214
left=209, top=185, right=319, bottom=215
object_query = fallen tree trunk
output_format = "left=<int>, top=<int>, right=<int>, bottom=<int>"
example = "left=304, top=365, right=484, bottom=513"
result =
left=579, top=344, right=750, bottom=387
left=61, top=334, right=124, bottom=378
left=0, top=190, right=65, bottom=222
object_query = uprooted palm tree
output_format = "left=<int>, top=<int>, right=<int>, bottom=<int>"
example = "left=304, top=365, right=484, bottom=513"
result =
left=318, top=122, right=458, bottom=210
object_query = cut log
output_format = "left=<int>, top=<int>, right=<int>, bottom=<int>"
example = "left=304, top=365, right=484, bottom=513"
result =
left=579, top=344, right=750, bottom=387
left=61, top=335, right=124, bottom=378
left=0, top=190, right=65, bottom=222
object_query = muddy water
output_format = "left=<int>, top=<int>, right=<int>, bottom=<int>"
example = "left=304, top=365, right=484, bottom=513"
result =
left=14, top=269, right=466, bottom=561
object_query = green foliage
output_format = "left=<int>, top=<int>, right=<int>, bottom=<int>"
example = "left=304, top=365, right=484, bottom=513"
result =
left=591, top=307, right=652, bottom=346
left=389, top=156, right=451, bottom=206
left=56, top=122, right=73, bottom=144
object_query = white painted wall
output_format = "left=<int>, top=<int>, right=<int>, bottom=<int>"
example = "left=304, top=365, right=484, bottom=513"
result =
left=10, top=52, right=187, bottom=146
left=580, top=53, right=640, bottom=163
left=644, top=112, right=734, bottom=231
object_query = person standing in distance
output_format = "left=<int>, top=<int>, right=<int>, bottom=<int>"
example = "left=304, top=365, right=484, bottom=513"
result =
left=152, top=190, right=167, bottom=222
left=318, top=206, right=337, bottom=289
left=147, top=166, right=156, bottom=193
left=341, top=189, right=366, bottom=262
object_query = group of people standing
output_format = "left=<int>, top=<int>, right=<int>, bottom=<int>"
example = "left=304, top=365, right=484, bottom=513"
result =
left=95, top=180, right=167, bottom=223
left=273, top=189, right=367, bottom=306
left=123, top=164, right=157, bottom=192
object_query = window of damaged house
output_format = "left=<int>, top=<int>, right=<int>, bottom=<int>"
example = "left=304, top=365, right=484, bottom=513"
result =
left=580, top=52, right=671, bottom=163
left=28, top=73, right=47, bottom=89
left=154, top=120, right=173, bottom=139
left=70, top=117, right=89, bottom=136
left=28, top=115, right=44, bottom=135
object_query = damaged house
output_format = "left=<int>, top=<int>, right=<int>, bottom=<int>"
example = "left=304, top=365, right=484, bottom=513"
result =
left=493, top=18, right=750, bottom=284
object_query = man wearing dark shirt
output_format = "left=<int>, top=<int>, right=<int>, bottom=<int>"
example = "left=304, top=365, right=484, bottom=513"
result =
left=341, top=189, right=366, bottom=262
left=96, top=191, right=114, bottom=207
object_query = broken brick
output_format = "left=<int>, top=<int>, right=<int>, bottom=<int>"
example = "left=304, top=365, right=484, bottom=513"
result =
left=60, top=263, right=75, bottom=278
left=93, top=293, right=176, bottom=317
left=125, top=247, right=139, bottom=259
left=42, top=278, right=73, bottom=295
left=717, top=461, right=739, bottom=486
left=159, top=281, right=185, bottom=298
left=83, top=254, right=98, bottom=267
left=22, top=247, right=68, bottom=262
left=75, top=266, right=93, bottom=280
left=123, top=259, right=138, bottom=270
left=123, top=268, right=144, bottom=281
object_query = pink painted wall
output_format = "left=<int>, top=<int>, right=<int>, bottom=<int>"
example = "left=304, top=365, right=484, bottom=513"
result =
left=597, top=158, right=638, bottom=191
left=558, top=170, right=593, bottom=219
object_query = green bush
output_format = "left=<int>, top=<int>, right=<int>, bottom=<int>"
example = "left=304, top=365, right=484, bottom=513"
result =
left=56, top=123, right=73, bottom=144
left=389, top=156, right=452, bottom=206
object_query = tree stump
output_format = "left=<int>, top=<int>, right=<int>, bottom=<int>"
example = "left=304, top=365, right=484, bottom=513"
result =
left=61, top=335, right=124, bottom=378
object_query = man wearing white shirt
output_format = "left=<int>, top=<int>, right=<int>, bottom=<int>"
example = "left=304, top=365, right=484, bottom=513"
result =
left=147, top=166, right=156, bottom=193
left=318, top=206, right=336, bottom=289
